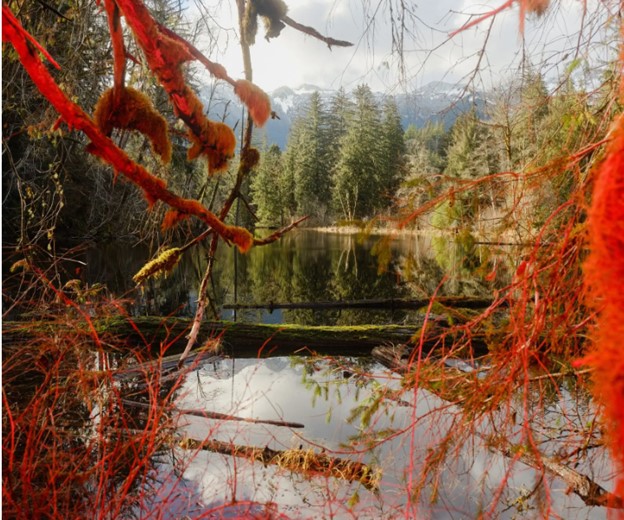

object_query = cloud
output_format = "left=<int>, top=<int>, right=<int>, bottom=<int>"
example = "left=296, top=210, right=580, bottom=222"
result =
left=188, top=0, right=615, bottom=93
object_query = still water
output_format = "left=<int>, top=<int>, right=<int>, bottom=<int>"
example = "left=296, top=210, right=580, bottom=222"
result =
left=14, top=230, right=607, bottom=518
left=84, top=229, right=514, bottom=325
left=126, top=355, right=610, bottom=519
left=75, top=230, right=611, bottom=518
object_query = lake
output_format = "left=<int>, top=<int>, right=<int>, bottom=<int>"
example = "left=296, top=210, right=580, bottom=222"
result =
left=83, top=228, right=515, bottom=325
left=3, top=230, right=615, bottom=518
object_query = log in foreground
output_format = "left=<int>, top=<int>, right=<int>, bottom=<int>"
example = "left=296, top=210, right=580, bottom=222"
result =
left=3, top=315, right=491, bottom=357
left=102, top=316, right=452, bottom=356
left=179, top=437, right=380, bottom=491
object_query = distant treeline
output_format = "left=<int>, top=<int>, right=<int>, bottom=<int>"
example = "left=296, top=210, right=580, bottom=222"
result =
left=250, top=72, right=616, bottom=233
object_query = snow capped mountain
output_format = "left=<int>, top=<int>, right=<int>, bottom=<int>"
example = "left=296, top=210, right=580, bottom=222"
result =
left=199, top=81, right=486, bottom=149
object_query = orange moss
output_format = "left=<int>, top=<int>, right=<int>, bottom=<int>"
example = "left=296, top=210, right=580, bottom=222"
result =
left=187, top=120, right=237, bottom=174
left=156, top=32, right=193, bottom=68
left=3, top=4, right=251, bottom=255
left=234, top=79, right=271, bottom=127
left=583, top=113, right=624, bottom=499
left=224, top=225, right=254, bottom=253
left=161, top=209, right=189, bottom=231
left=157, top=22, right=230, bottom=81
left=240, top=147, right=260, bottom=171
left=93, top=87, right=172, bottom=164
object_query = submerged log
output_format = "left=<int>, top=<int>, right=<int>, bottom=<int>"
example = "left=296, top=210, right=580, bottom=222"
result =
left=493, top=437, right=623, bottom=509
left=121, top=399, right=305, bottom=429
left=179, top=437, right=380, bottom=490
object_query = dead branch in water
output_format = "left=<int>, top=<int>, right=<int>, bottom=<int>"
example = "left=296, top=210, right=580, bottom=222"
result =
left=179, top=437, right=380, bottom=490
left=122, top=399, right=304, bottom=429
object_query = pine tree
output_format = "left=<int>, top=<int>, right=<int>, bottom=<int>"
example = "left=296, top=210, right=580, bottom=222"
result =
left=444, top=109, right=498, bottom=180
left=292, top=92, right=332, bottom=223
left=251, top=144, right=284, bottom=226
left=396, top=122, right=449, bottom=217
left=440, top=109, right=500, bottom=228
left=379, top=97, right=406, bottom=203
left=325, top=87, right=353, bottom=173
left=281, top=115, right=305, bottom=219
left=332, top=84, right=383, bottom=220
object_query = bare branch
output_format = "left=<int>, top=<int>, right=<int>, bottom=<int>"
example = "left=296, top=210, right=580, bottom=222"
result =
left=282, top=16, right=353, bottom=49
left=253, top=216, right=309, bottom=246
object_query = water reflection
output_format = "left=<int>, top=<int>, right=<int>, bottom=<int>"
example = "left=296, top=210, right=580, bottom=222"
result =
left=166, top=356, right=610, bottom=519
left=3, top=322, right=612, bottom=519
left=81, top=230, right=517, bottom=325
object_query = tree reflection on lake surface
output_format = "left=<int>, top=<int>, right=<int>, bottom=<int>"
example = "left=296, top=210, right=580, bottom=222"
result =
left=3, top=230, right=617, bottom=519
left=83, top=229, right=515, bottom=325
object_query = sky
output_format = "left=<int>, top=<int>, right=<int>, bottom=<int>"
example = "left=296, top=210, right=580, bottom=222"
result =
left=187, top=0, right=616, bottom=94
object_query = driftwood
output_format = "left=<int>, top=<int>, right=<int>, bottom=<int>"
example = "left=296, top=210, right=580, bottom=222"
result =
left=494, top=437, right=623, bottom=509
left=179, top=437, right=379, bottom=490
left=223, top=296, right=499, bottom=312
left=372, top=347, right=623, bottom=509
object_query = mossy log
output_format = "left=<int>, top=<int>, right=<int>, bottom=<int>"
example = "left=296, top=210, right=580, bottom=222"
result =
left=2, top=314, right=491, bottom=358
left=178, top=437, right=379, bottom=490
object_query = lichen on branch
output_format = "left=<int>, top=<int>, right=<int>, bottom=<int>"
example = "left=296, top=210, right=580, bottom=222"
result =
left=2, top=5, right=254, bottom=253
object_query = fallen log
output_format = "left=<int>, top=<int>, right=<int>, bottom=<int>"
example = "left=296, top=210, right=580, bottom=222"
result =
left=121, top=399, right=305, bottom=429
left=493, top=436, right=623, bottom=509
left=4, top=315, right=476, bottom=358
left=178, top=437, right=380, bottom=490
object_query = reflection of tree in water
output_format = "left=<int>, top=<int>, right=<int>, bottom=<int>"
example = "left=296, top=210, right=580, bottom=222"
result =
left=426, top=234, right=515, bottom=297
left=329, top=235, right=410, bottom=325
left=293, top=354, right=610, bottom=517
left=243, top=231, right=415, bottom=325
left=80, top=231, right=514, bottom=324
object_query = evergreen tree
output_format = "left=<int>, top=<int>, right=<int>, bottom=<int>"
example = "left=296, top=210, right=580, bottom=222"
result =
left=396, top=122, right=449, bottom=217
left=325, top=87, right=353, bottom=174
left=440, top=109, right=500, bottom=228
left=332, top=84, right=383, bottom=220
left=281, top=115, right=305, bottom=219
left=444, top=109, right=498, bottom=180
left=292, top=92, right=332, bottom=223
left=379, top=97, right=406, bottom=202
left=251, top=145, right=285, bottom=226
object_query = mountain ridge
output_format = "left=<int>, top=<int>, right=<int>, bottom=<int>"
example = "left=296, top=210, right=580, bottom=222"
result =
left=200, top=81, right=486, bottom=149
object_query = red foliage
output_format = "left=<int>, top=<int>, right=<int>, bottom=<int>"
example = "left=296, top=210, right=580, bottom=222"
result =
left=583, top=112, right=624, bottom=500
left=93, top=87, right=172, bottom=163
left=115, top=0, right=239, bottom=172
left=235, top=79, right=272, bottom=127
left=161, top=209, right=190, bottom=231
left=187, top=119, right=237, bottom=174
left=2, top=4, right=253, bottom=252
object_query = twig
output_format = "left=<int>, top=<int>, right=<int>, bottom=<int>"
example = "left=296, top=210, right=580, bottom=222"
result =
left=253, top=216, right=309, bottom=246
left=121, top=399, right=304, bottom=428
left=282, top=16, right=353, bottom=49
